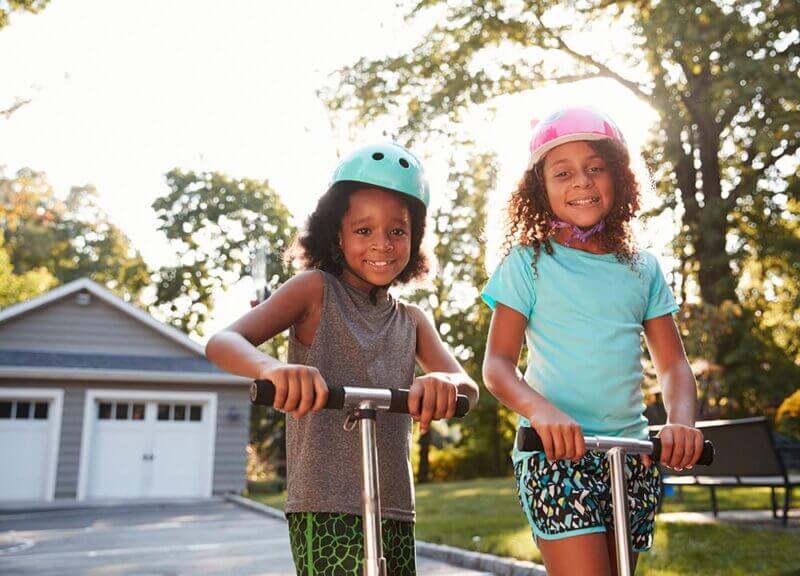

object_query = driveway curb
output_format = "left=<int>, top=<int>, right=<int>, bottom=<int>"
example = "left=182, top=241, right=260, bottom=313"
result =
left=0, top=497, right=225, bottom=515
left=225, top=494, right=547, bottom=576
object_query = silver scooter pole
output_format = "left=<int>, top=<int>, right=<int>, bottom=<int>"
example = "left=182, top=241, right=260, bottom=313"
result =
left=516, top=428, right=714, bottom=576
left=342, top=388, right=395, bottom=576
left=252, top=380, right=471, bottom=576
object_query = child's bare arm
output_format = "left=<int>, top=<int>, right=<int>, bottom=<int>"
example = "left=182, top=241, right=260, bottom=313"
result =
left=644, top=313, right=703, bottom=470
left=406, top=304, right=479, bottom=433
left=483, top=303, right=585, bottom=462
left=205, top=270, right=327, bottom=416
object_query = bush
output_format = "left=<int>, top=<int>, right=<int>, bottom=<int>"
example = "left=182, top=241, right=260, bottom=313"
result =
left=247, top=478, right=285, bottom=494
left=776, top=390, right=800, bottom=440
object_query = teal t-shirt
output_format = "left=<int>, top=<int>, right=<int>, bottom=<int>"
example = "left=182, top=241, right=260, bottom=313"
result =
left=481, top=242, right=679, bottom=448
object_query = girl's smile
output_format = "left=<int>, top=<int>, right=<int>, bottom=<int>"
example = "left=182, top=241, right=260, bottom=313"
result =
left=365, top=259, right=397, bottom=269
left=565, top=195, right=601, bottom=207
left=339, top=186, right=412, bottom=291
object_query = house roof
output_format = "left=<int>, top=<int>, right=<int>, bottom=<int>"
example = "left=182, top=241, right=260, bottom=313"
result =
left=0, top=350, right=225, bottom=373
left=0, top=279, right=249, bottom=386
left=0, top=278, right=206, bottom=356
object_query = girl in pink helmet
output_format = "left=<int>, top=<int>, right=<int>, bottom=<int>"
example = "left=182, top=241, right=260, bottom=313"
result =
left=481, top=107, right=703, bottom=575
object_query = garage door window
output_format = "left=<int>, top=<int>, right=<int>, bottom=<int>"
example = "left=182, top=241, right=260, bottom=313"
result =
left=157, top=403, right=203, bottom=422
left=98, top=402, right=145, bottom=421
left=0, top=400, right=49, bottom=419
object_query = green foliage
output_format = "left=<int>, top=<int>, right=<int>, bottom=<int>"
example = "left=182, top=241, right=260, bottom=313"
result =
left=0, top=0, right=49, bottom=30
left=641, top=0, right=799, bottom=309
left=0, top=234, right=56, bottom=307
left=151, top=169, right=295, bottom=335
left=0, top=168, right=150, bottom=302
left=776, top=389, right=800, bottom=440
left=405, top=147, right=516, bottom=480
left=675, top=301, right=798, bottom=418
left=329, top=0, right=800, bottom=418
left=640, top=521, right=800, bottom=576
left=734, top=201, right=800, bottom=369
left=150, top=169, right=295, bottom=478
left=246, top=477, right=285, bottom=495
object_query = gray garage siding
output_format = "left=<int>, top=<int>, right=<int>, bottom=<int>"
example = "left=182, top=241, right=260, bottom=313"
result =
left=0, top=296, right=191, bottom=357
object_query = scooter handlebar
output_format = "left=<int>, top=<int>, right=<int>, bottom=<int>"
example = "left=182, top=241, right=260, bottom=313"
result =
left=515, top=426, right=715, bottom=465
left=250, top=379, right=471, bottom=418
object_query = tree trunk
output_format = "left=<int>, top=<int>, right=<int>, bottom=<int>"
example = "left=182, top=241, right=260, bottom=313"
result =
left=417, top=431, right=430, bottom=483
left=490, top=401, right=502, bottom=476
left=694, top=121, right=737, bottom=306
left=686, top=107, right=741, bottom=378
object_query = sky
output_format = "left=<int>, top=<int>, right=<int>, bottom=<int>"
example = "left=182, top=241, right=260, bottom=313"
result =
left=0, top=0, right=666, bottom=341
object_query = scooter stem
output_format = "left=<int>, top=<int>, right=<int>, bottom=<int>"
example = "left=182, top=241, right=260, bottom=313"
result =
left=354, top=402, right=387, bottom=576
left=607, top=447, right=633, bottom=576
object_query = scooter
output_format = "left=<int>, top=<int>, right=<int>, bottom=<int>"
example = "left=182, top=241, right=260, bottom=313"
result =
left=516, top=427, right=714, bottom=576
left=251, top=379, right=470, bottom=576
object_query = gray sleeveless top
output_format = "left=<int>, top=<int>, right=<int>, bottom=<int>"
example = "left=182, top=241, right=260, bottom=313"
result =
left=284, top=271, right=418, bottom=522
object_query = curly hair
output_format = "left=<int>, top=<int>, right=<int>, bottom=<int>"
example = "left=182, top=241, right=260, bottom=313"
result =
left=502, top=139, right=641, bottom=270
left=288, top=181, right=430, bottom=286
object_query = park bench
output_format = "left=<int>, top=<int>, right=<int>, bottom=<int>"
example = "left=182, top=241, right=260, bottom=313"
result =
left=655, top=416, right=800, bottom=525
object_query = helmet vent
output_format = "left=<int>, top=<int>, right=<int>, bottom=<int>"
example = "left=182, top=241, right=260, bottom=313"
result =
left=372, top=152, right=384, bottom=160
left=398, top=158, right=410, bottom=168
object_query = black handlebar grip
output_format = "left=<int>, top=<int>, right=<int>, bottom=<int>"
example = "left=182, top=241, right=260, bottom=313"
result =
left=387, top=389, right=470, bottom=417
left=652, top=438, right=715, bottom=466
left=326, top=386, right=346, bottom=410
left=388, top=389, right=408, bottom=413
left=251, top=379, right=275, bottom=406
left=251, top=379, right=346, bottom=409
left=516, top=426, right=544, bottom=452
left=455, top=395, right=470, bottom=418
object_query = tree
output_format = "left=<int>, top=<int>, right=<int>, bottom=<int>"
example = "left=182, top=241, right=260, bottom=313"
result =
left=0, top=168, right=150, bottom=302
left=1, top=0, right=51, bottom=118
left=0, top=234, right=55, bottom=308
left=151, top=168, right=297, bottom=479
left=151, top=168, right=296, bottom=336
left=0, top=0, right=49, bottom=31
left=407, top=146, right=516, bottom=481
left=329, top=0, right=800, bottom=415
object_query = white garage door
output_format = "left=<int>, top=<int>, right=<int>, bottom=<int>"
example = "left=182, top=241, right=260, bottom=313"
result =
left=83, top=392, right=216, bottom=500
left=0, top=389, right=63, bottom=501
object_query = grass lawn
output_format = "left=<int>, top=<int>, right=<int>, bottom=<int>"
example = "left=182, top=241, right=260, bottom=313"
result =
left=249, top=478, right=799, bottom=576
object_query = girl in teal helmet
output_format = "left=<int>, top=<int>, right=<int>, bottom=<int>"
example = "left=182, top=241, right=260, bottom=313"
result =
left=296, top=142, right=432, bottom=301
left=205, top=142, right=478, bottom=576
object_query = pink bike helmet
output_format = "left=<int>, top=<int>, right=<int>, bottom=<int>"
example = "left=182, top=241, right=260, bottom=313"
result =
left=528, top=107, right=626, bottom=168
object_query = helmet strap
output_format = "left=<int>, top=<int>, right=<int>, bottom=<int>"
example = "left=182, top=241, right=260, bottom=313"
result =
left=548, top=218, right=605, bottom=247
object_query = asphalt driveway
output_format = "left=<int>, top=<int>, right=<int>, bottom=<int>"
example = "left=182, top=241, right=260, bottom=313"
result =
left=0, top=499, right=492, bottom=575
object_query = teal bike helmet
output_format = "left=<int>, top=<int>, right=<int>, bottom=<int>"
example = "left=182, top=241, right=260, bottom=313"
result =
left=329, top=142, right=430, bottom=209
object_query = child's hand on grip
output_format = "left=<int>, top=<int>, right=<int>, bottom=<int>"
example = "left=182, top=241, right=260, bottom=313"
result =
left=260, top=364, right=329, bottom=418
left=652, top=423, right=704, bottom=470
left=407, top=372, right=459, bottom=434
left=528, top=401, right=586, bottom=463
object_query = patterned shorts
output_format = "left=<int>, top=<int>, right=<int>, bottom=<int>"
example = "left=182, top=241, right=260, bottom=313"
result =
left=514, top=450, right=662, bottom=552
left=286, top=512, right=416, bottom=576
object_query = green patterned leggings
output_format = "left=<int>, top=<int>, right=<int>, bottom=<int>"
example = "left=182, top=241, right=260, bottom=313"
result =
left=286, top=512, right=416, bottom=575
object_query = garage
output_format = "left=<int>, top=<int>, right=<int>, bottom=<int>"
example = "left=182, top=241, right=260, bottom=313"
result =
left=0, top=388, right=63, bottom=501
left=79, top=390, right=217, bottom=499
left=0, top=278, right=250, bottom=503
